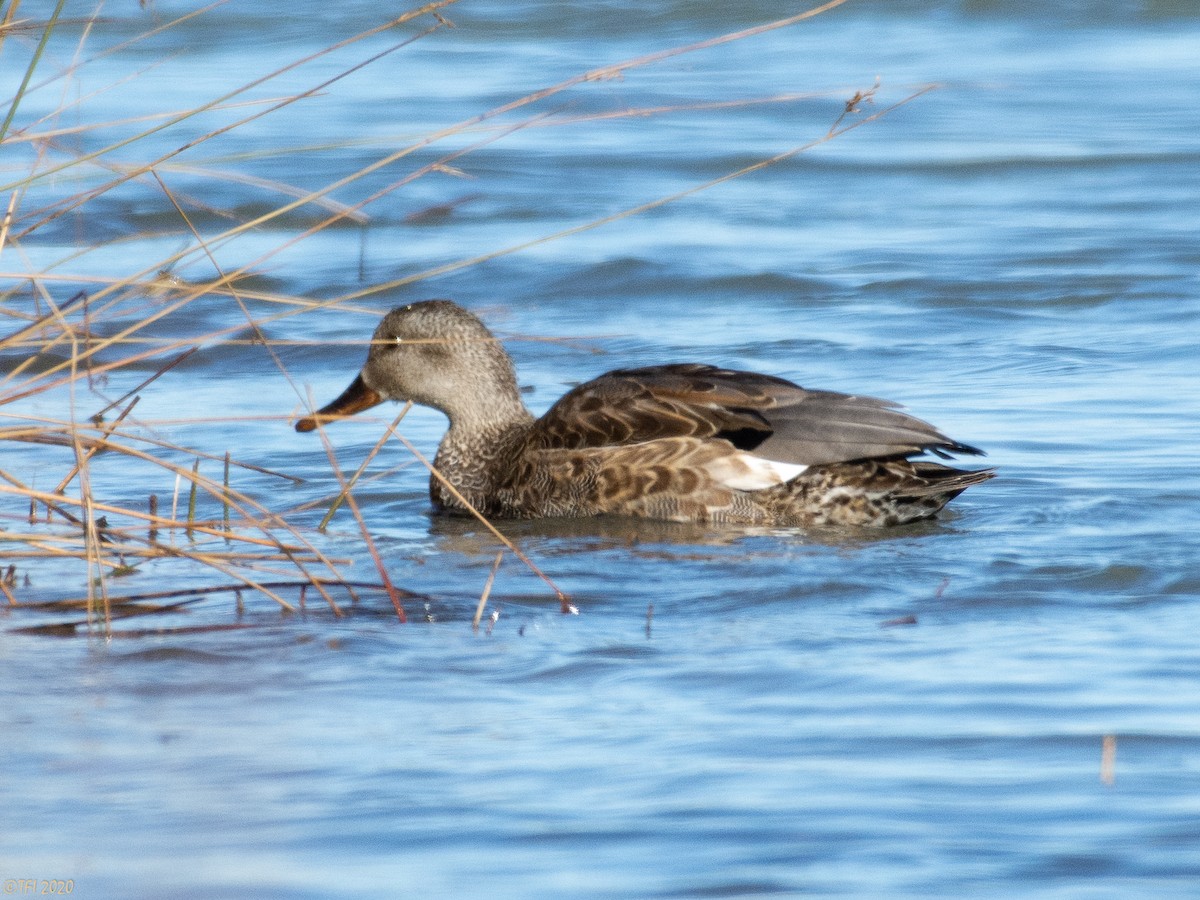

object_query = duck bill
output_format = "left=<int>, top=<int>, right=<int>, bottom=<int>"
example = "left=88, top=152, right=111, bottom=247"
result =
left=295, top=374, right=384, bottom=432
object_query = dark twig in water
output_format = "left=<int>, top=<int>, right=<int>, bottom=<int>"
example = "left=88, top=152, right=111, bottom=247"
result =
left=223, top=451, right=232, bottom=535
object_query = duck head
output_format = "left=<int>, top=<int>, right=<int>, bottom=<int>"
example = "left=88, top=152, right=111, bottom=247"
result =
left=295, top=300, right=526, bottom=432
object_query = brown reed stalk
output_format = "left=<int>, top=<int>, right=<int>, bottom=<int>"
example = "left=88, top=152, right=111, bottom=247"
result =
left=0, top=0, right=68, bottom=142
left=2, top=407, right=364, bottom=625
left=0, top=482, right=306, bottom=610
left=1, top=7, right=461, bottom=393
left=164, top=7, right=871, bottom=321
left=1, top=416, right=303, bottom=485
left=318, top=404, right=413, bottom=531
left=51, top=396, right=140, bottom=495
left=472, top=552, right=504, bottom=632
left=1, top=5, right=461, bottom=623
left=308, top=419, right=407, bottom=621
left=148, top=494, right=158, bottom=542
left=0, top=577, right=16, bottom=607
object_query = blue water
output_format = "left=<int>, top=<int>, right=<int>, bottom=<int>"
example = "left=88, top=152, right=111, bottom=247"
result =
left=3, top=1, right=1200, bottom=896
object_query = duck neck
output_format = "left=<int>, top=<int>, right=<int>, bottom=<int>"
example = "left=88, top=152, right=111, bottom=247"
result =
left=432, top=400, right=536, bottom=513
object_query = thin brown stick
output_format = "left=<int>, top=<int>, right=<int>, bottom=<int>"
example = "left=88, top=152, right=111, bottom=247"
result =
left=13, top=0, right=855, bottom=357
left=473, top=552, right=503, bottom=632
left=319, top=404, right=413, bottom=531
left=308, top=405, right=407, bottom=622
left=193, top=3, right=863, bottom=315
left=1101, top=735, right=1117, bottom=786
left=51, top=395, right=140, bottom=496
left=1, top=418, right=304, bottom=484
left=91, top=346, right=199, bottom=420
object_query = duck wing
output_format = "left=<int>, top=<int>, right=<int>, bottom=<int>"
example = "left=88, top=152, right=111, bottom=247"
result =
left=534, top=363, right=983, bottom=466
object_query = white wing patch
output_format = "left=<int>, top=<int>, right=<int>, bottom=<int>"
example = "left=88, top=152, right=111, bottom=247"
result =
left=704, top=452, right=808, bottom=491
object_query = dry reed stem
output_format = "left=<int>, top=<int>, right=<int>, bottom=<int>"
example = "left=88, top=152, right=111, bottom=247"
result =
left=0, top=0, right=68, bottom=142
left=0, top=543, right=340, bottom=566
left=60, top=324, right=109, bottom=628
left=308, top=410, right=407, bottom=622
left=23, top=1, right=232, bottom=86
left=5, top=104, right=553, bottom=367
left=91, top=347, right=199, bottom=420
left=1, top=418, right=301, bottom=484
left=204, top=2, right=865, bottom=313
left=1, top=7, right=458, bottom=377
left=473, top=552, right=503, bottom=632
left=10, top=96, right=315, bottom=147
left=9, top=103, right=437, bottom=323
left=1, top=419, right=348, bottom=624
left=208, top=112, right=559, bottom=332
left=149, top=167, right=307, bottom=396
left=5, top=67, right=894, bottom=387
left=51, top=394, right=140, bottom=496
left=318, top=403, right=414, bottom=531
left=0, top=484, right=301, bottom=612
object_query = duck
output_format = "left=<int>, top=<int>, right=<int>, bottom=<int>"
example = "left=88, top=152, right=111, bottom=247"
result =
left=296, top=300, right=993, bottom=527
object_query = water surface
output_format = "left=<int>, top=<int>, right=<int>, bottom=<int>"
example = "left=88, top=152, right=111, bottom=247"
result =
left=2, top=1, right=1199, bottom=896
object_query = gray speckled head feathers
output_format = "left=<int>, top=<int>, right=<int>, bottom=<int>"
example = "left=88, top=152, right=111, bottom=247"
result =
left=361, top=300, right=529, bottom=429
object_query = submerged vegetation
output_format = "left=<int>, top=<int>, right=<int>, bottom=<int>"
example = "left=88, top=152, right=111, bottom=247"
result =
left=0, top=0, right=920, bottom=634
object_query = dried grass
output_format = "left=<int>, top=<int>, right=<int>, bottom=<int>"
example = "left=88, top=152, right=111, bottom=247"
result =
left=1, top=0, right=923, bottom=634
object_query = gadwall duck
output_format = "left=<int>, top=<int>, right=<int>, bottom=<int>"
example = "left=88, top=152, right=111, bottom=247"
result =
left=296, top=300, right=993, bottom=527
